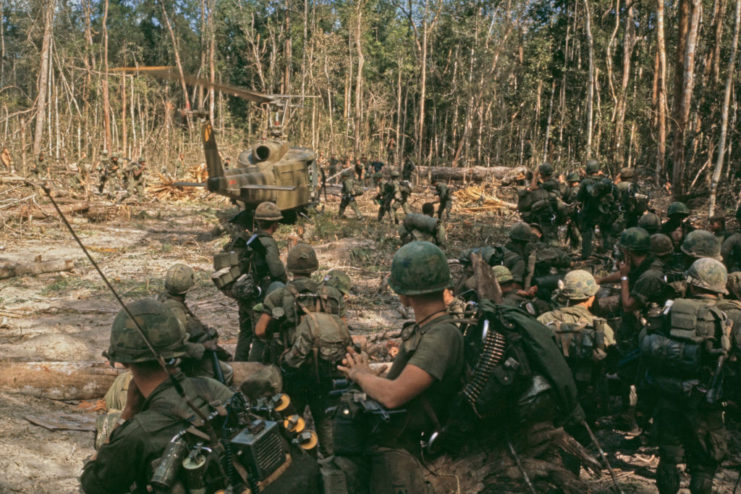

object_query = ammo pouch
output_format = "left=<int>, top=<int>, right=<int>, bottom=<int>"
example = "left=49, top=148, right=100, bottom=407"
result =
left=554, top=320, right=607, bottom=363
left=211, top=250, right=241, bottom=292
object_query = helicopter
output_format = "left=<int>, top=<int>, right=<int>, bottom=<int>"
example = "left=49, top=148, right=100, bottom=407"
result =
left=115, top=67, right=320, bottom=221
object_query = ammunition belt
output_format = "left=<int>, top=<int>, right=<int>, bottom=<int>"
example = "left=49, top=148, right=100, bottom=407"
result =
left=463, top=328, right=507, bottom=417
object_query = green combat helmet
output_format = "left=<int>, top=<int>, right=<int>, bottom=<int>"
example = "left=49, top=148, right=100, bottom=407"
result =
left=254, top=201, right=283, bottom=222
left=286, top=243, right=319, bottom=274
left=667, top=201, right=690, bottom=219
left=620, top=168, right=635, bottom=180
left=585, top=159, right=601, bottom=175
left=566, top=172, right=580, bottom=182
left=727, top=272, right=741, bottom=300
left=390, top=169, right=400, bottom=178
left=650, top=234, right=675, bottom=257
left=324, top=269, right=351, bottom=295
left=165, top=264, right=195, bottom=295
left=539, top=162, right=554, bottom=177
left=618, top=227, right=651, bottom=252
left=388, top=241, right=450, bottom=296
left=561, top=270, right=600, bottom=300
left=680, top=230, right=721, bottom=260
left=686, top=257, right=728, bottom=294
left=105, top=298, right=188, bottom=364
left=492, top=265, right=514, bottom=285
left=509, top=221, right=533, bottom=242
left=638, top=212, right=661, bottom=234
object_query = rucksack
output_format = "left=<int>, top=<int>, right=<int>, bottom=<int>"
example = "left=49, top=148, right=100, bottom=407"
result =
left=542, top=314, right=609, bottom=383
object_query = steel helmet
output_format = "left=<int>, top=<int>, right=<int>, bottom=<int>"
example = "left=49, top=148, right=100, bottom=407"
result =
left=286, top=243, right=319, bottom=274
left=667, top=202, right=690, bottom=218
left=509, top=222, right=533, bottom=242
left=686, top=258, right=728, bottom=294
left=680, top=230, right=721, bottom=260
left=585, top=159, right=601, bottom=175
left=650, top=234, right=675, bottom=257
left=538, top=162, right=554, bottom=177
left=165, top=264, right=195, bottom=295
left=388, top=241, right=450, bottom=296
left=105, top=298, right=188, bottom=364
left=561, top=270, right=600, bottom=300
left=254, top=201, right=283, bottom=221
left=638, top=213, right=661, bottom=234
left=492, top=265, right=514, bottom=284
left=618, top=227, right=651, bottom=253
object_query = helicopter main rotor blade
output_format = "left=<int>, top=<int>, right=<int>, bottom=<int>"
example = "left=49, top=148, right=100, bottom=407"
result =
left=112, top=66, right=275, bottom=105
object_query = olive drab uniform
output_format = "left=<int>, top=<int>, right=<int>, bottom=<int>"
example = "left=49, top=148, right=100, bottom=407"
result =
left=722, top=232, right=741, bottom=273
left=376, top=177, right=399, bottom=222
left=230, top=230, right=287, bottom=362
left=123, top=159, right=146, bottom=196
left=538, top=306, right=615, bottom=418
left=339, top=172, right=363, bottom=218
left=402, top=159, right=415, bottom=181
left=398, top=213, right=446, bottom=246
left=639, top=296, right=732, bottom=494
left=397, top=180, right=412, bottom=215
left=329, top=315, right=464, bottom=494
left=82, top=376, right=234, bottom=494
left=577, top=174, right=618, bottom=259
left=523, top=181, right=560, bottom=245
left=261, top=278, right=349, bottom=457
left=435, top=183, right=453, bottom=222
left=615, top=177, right=646, bottom=229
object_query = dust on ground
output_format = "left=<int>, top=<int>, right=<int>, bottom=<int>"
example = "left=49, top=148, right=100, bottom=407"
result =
left=0, top=185, right=739, bottom=493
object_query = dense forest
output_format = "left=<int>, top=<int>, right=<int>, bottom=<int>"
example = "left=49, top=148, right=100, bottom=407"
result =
left=2, top=0, right=741, bottom=209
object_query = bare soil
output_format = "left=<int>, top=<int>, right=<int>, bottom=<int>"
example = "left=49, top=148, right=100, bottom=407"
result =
left=0, top=185, right=739, bottom=493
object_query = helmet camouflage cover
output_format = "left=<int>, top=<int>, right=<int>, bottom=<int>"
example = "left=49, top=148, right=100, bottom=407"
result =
left=254, top=201, right=283, bottom=221
left=538, top=162, right=554, bottom=177
left=509, top=221, right=533, bottom=242
left=561, top=269, right=600, bottom=300
left=585, top=159, right=601, bottom=174
left=650, top=234, right=675, bottom=257
left=324, top=269, right=351, bottom=295
left=638, top=212, right=661, bottom=233
left=390, top=169, right=400, bottom=178
left=667, top=201, right=690, bottom=218
left=492, top=265, right=514, bottom=284
left=388, top=241, right=450, bottom=296
left=618, top=227, right=651, bottom=252
left=680, top=230, right=721, bottom=260
left=105, top=298, right=188, bottom=364
left=287, top=243, right=319, bottom=274
left=686, top=258, right=728, bottom=294
left=165, top=263, right=195, bottom=295
left=566, top=172, right=580, bottom=182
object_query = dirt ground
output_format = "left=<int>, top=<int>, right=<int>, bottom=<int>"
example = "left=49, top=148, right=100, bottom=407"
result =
left=0, top=184, right=739, bottom=493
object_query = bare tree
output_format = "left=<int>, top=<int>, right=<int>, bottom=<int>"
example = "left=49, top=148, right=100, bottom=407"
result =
left=32, top=0, right=55, bottom=157
left=583, top=0, right=595, bottom=159
left=655, top=0, right=668, bottom=184
left=101, top=0, right=111, bottom=152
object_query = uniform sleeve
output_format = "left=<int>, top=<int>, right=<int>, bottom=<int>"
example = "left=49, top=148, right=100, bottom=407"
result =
left=406, top=324, right=463, bottom=382
left=282, top=325, right=313, bottom=369
left=261, top=238, right=287, bottom=283
left=80, top=422, right=146, bottom=494
left=261, top=289, right=285, bottom=317
left=631, top=270, right=665, bottom=309
left=603, top=322, right=617, bottom=346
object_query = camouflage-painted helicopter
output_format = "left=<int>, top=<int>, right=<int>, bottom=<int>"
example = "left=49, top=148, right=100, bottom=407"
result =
left=115, top=67, right=320, bottom=220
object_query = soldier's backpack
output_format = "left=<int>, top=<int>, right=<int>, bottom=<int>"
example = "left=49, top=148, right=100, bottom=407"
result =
left=640, top=298, right=732, bottom=401
left=283, top=285, right=351, bottom=385
left=403, top=213, right=437, bottom=235
left=211, top=233, right=266, bottom=299
left=543, top=316, right=609, bottom=383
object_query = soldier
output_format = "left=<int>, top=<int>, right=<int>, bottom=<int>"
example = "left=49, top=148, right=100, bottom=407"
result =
left=638, top=212, right=661, bottom=235
left=615, top=167, right=646, bottom=228
left=375, top=171, right=399, bottom=223
left=522, top=163, right=560, bottom=245
left=563, top=171, right=582, bottom=250
left=80, top=298, right=234, bottom=493
left=650, top=233, right=687, bottom=299
left=255, top=244, right=349, bottom=457
left=433, top=179, right=453, bottom=222
left=328, top=155, right=339, bottom=183
left=330, top=241, right=464, bottom=494
left=231, top=201, right=287, bottom=362
left=158, top=264, right=232, bottom=383
left=721, top=206, right=741, bottom=273
left=492, top=265, right=540, bottom=315
left=399, top=202, right=446, bottom=246
left=503, top=221, right=533, bottom=284
left=402, top=158, right=415, bottom=182
left=681, top=229, right=723, bottom=263
left=355, top=156, right=365, bottom=181
left=397, top=177, right=412, bottom=215
left=538, top=270, right=616, bottom=419
left=708, top=215, right=728, bottom=241
left=639, top=258, right=733, bottom=494
left=660, top=202, right=695, bottom=247
left=577, top=159, right=618, bottom=259
left=371, top=160, right=385, bottom=188
left=123, top=157, right=146, bottom=197
left=338, top=165, right=363, bottom=219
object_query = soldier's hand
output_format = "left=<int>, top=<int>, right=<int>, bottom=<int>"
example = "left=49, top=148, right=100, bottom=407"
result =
left=618, top=260, right=630, bottom=277
left=338, top=346, right=376, bottom=382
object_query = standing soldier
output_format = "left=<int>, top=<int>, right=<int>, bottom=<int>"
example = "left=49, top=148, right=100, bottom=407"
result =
left=639, top=258, right=733, bottom=494
left=433, top=179, right=453, bottom=222
left=376, top=170, right=400, bottom=223
left=563, top=171, right=582, bottom=250
left=123, top=158, right=146, bottom=197
left=615, top=168, right=646, bottom=228
left=524, top=163, right=560, bottom=245
left=661, top=202, right=695, bottom=249
left=577, top=159, right=618, bottom=259
left=255, top=244, right=349, bottom=457
left=402, top=158, right=415, bottom=182
left=538, top=270, right=616, bottom=419
left=328, top=155, right=339, bottom=183
left=229, top=201, right=287, bottom=362
left=398, top=178, right=412, bottom=215
left=339, top=165, right=363, bottom=219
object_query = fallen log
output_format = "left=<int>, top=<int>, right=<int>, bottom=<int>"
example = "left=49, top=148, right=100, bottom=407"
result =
left=2, top=200, right=90, bottom=222
left=0, top=362, right=124, bottom=400
left=0, top=258, right=75, bottom=279
left=417, top=165, right=528, bottom=183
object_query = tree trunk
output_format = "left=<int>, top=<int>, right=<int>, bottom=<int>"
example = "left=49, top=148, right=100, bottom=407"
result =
left=159, top=1, right=191, bottom=123
left=208, top=0, right=216, bottom=124
left=583, top=0, right=595, bottom=159
left=32, top=0, right=55, bottom=158
left=708, top=0, right=741, bottom=216
left=101, top=0, right=111, bottom=152
left=614, top=0, right=635, bottom=166
left=656, top=0, right=668, bottom=184
left=354, top=2, right=365, bottom=157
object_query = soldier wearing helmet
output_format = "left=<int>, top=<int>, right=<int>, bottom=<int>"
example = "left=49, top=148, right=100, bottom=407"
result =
left=433, top=179, right=454, bottom=222
left=577, top=159, right=619, bottom=259
left=721, top=209, right=741, bottom=272
left=227, top=201, right=287, bottom=362
left=376, top=170, right=402, bottom=223
left=538, top=270, right=616, bottom=418
left=518, top=163, right=560, bottom=245
left=81, top=298, right=234, bottom=494
left=615, top=168, right=646, bottom=228
left=256, top=243, right=347, bottom=456
left=339, top=162, right=363, bottom=218
left=680, top=230, right=722, bottom=265
left=638, top=258, right=734, bottom=494
left=331, top=241, right=465, bottom=492
left=638, top=212, right=661, bottom=234
left=561, top=171, right=583, bottom=250
left=158, top=263, right=232, bottom=384
left=660, top=201, right=695, bottom=244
